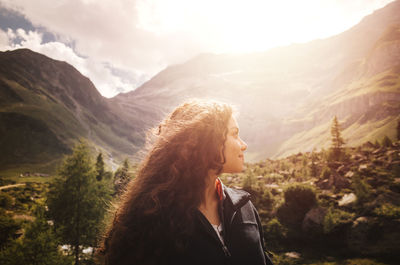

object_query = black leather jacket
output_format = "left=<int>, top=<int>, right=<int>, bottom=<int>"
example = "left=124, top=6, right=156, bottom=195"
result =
left=178, top=184, right=274, bottom=265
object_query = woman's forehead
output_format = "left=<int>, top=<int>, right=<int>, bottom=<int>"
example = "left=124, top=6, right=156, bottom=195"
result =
left=228, top=116, right=239, bottom=129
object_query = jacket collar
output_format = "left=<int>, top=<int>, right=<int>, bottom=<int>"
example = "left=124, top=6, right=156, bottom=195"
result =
left=221, top=182, right=250, bottom=211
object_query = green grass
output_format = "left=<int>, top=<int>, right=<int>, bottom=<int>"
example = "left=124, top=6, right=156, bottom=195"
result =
left=344, top=116, right=399, bottom=147
left=0, top=159, right=62, bottom=180
left=275, top=120, right=331, bottom=158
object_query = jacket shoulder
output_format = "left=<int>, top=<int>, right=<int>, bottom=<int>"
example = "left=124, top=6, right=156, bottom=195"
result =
left=223, top=185, right=251, bottom=210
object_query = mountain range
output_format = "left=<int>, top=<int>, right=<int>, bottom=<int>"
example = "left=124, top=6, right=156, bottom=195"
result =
left=1, top=1, right=400, bottom=174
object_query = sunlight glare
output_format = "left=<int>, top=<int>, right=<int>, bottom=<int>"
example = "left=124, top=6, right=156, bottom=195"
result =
left=135, top=0, right=394, bottom=53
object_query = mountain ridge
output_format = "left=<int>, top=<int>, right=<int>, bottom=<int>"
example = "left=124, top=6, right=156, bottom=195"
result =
left=1, top=1, right=400, bottom=174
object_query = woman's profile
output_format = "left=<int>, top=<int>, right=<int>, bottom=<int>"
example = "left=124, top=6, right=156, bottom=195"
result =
left=99, top=99, right=274, bottom=265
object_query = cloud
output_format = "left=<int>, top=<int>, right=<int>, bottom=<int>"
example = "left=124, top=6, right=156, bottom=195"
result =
left=0, top=0, right=396, bottom=97
left=0, top=0, right=198, bottom=73
left=1, top=27, right=144, bottom=97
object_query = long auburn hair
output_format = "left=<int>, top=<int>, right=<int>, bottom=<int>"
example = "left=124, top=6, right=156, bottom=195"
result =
left=98, top=99, right=233, bottom=265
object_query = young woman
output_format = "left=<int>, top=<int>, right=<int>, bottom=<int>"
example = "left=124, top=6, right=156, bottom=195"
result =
left=99, top=100, right=273, bottom=265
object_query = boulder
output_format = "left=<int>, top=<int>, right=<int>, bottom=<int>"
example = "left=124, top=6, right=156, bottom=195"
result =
left=302, top=207, right=328, bottom=233
left=285, top=252, right=301, bottom=259
left=333, top=174, right=351, bottom=189
left=338, top=193, right=357, bottom=206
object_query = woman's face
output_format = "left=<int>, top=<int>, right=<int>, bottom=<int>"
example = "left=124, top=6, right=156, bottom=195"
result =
left=221, top=116, right=248, bottom=173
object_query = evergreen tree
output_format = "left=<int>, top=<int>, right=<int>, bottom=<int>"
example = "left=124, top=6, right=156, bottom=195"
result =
left=330, top=116, right=345, bottom=161
left=0, top=211, right=20, bottom=249
left=47, top=141, right=111, bottom=265
left=381, top=135, right=392, bottom=148
left=310, top=149, right=318, bottom=178
left=0, top=206, right=72, bottom=265
left=95, top=152, right=105, bottom=181
left=114, top=158, right=132, bottom=196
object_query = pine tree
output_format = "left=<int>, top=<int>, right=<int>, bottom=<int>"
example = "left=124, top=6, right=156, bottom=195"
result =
left=330, top=116, right=345, bottom=161
left=95, top=152, right=105, bottom=181
left=381, top=135, right=392, bottom=148
left=47, top=141, right=111, bottom=265
left=310, top=149, right=318, bottom=178
left=114, top=158, right=132, bottom=196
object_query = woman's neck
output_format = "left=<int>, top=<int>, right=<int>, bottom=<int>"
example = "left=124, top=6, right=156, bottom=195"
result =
left=198, top=173, right=220, bottom=225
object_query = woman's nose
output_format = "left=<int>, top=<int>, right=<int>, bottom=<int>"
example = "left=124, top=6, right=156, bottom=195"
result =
left=240, top=138, right=247, bottom=151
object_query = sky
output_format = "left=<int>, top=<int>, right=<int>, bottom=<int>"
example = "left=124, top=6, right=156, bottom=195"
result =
left=0, top=0, right=395, bottom=98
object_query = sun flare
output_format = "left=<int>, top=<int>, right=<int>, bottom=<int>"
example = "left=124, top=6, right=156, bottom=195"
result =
left=135, top=0, right=392, bottom=53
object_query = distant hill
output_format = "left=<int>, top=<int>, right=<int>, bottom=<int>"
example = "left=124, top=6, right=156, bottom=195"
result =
left=112, top=0, right=400, bottom=160
left=0, top=49, right=145, bottom=174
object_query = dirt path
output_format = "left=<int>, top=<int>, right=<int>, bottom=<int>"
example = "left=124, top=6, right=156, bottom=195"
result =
left=0, top=183, right=26, bottom=190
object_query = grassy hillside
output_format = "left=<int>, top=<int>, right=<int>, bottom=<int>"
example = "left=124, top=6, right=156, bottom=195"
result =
left=0, top=49, right=145, bottom=176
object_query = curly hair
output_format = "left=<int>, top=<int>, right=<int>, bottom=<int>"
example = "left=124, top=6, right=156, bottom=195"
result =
left=98, top=99, right=233, bottom=265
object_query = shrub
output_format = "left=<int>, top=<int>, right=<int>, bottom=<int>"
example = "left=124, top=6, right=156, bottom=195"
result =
left=320, top=166, right=331, bottom=179
left=323, top=208, right=355, bottom=234
left=264, top=218, right=287, bottom=247
left=0, top=193, right=13, bottom=209
left=242, top=173, right=255, bottom=190
left=260, top=189, right=274, bottom=211
left=277, top=185, right=317, bottom=228
left=0, top=213, right=20, bottom=248
left=352, top=176, right=372, bottom=205
left=373, top=203, right=400, bottom=219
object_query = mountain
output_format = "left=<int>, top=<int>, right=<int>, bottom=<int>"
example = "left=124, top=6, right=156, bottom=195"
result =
left=0, top=49, right=145, bottom=174
left=111, top=0, right=400, bottom=161
left=1, top=1, right=400, bottom=174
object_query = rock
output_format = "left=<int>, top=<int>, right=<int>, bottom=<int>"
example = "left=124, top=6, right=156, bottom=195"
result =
left=285, top=252, right=301, bottom=259
left=316, top=178, right=332, bottom=190
left=372, top=147, right=384, bottom=154
left=302, top=207, right=328, bottom=233
left=352, top=216, right=369, bottom=227
left=337, top=165, right=345, bottom=173
left=278, top=170, right=290, bottom=176
left=328, top=161, right=342, bottom=170
left=333, top=174, right=351, bottom=189
left=339, top=193, right=357, bottom=206
left=362, top=141, right=375, bottom=149
left=373, top=159, right=384, bottom=166
left=265, top=184, right=279, bottom=189
left=359, top=164, right=368, bottom=171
